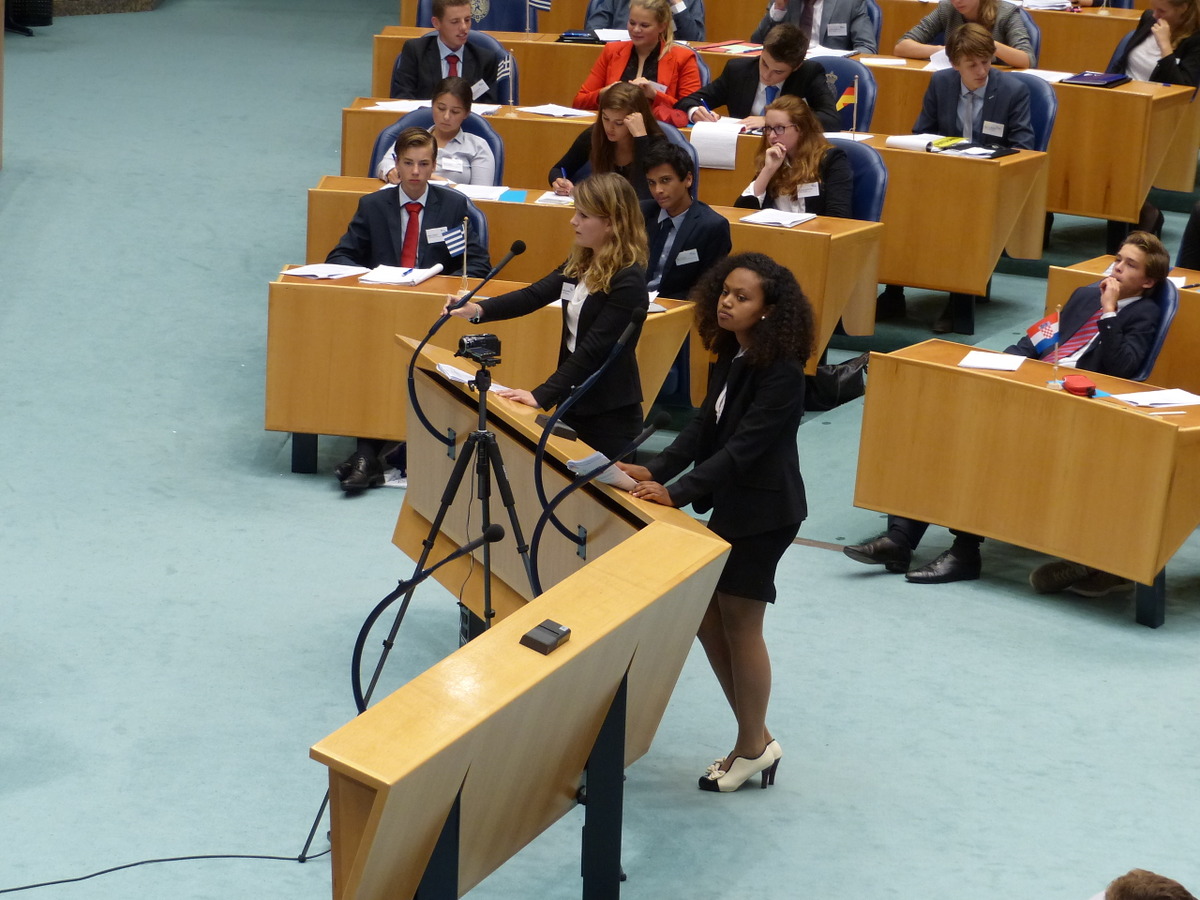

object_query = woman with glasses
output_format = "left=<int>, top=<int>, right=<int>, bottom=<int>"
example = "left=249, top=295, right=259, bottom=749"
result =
left=733, top=95, right=853, bottom=218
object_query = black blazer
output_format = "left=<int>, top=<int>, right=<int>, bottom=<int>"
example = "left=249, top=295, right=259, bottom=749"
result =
left=645, top=351, right=807, bottom=540
left=391, top=34, right=501, bottom=102
left=732, top=146, right=854, bottom=218
left=639, top=198, right=732, bottom=300
left=1005, top=283, right=1160, bottom=379
left=1109, top=11, right=1200, bottom=86
left=325, top=183, right=492, bottom=277
left=477, top=265, right=649, bottom=415
left=675, top=57, right=841, bottom=132
left=549, top=131, right=661, bottom=202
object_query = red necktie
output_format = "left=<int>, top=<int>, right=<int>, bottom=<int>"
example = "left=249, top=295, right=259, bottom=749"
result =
left=400, top=201, right=422, bottom=268
left=1042, top=308, right=1104, bottom=361
left=447, top=53, right=459, bottom=77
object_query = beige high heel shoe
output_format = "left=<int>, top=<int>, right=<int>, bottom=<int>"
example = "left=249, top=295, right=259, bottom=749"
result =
left=698, top=746, right=780, bottom=792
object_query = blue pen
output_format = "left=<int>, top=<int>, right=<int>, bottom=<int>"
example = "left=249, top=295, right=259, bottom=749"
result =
left=560, top=167, right=568, bottom=181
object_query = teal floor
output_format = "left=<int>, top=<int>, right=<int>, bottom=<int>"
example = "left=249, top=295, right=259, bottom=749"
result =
left=3, top=4, right=1199, bottom=898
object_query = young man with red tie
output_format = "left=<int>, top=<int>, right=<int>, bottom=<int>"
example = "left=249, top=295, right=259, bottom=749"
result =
left=390, top=0, right=501, bottom=102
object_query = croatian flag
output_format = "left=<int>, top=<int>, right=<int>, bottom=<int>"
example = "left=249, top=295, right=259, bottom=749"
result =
left=1026, top=311, right=1059, bottom=355
left=443, top=223, right=467, bottom=257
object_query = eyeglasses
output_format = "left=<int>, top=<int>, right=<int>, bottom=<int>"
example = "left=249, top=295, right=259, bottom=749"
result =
left=763, top=124, right=798, bottom=137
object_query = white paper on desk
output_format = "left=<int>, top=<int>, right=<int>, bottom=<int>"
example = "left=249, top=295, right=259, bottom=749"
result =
left=359, top=263, right=444, bottom=284
left=959, top=350, right=1025, bottom=371
left=859, top=56, right=908, bottom=66
left=594, top=28, right=631, bottom=41
left=1169, top=275, right=1187, bottom=288
left=365, top=99, right=431, bottom=111
left=807, top=45, right=856, bottom=58
left=284, top=263, right=370, bottom=279
left=566, top=452, right=639, bottom=490
left=885, top=133, right=940, bottom=151
left=739, top=209, right=817, bottom=227
left=471, top=103, right=501, bottom=115
left=535, top=190, right=575, bottom=205
left=453, top=183, right=510, bottom=200
left=1021, top=68, right=1073, bottom=83
left=690, top=119, right=743, bottom=169
left=825, top=131, right=875, bottom=141
left=1111, top=388, right=1200, bottom=407
left=1023, top=0, right=1073, bottom=9
left=924, top=49, right=953, bottom=70
left=518, top=103, right=594, bottom=118
left=435, top=362, right=510, bottom=392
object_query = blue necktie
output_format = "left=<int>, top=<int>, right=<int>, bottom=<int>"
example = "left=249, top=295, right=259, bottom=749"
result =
left=765, top=84, right=780, bottom=107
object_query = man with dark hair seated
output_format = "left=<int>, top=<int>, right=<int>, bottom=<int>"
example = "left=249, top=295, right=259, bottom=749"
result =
left=391, top=0, right=501, bottom=102
left=677, top=24, right=840, bottom=132
left=846, top=231, right=1169, bottom=585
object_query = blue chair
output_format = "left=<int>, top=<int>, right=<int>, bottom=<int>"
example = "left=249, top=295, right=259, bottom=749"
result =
left=819, top=57, right=877, bottom=132
left=1107, top=30, right=1135, bottom=73
left=400, top=30, right=521, bottom=103
left=417, top=0, right=536, bottom=31
left=862, top=0, right=883, bottom=51
left=1006, top=71, right=1057, bottom=152
left=1017, top=8, right=1042, bottom=66
left=687, top=44, right=711, bottom=86
left=1131, top=277, right=1179, bottom=381
left=369, top=109, right=506, bottom=185
left=659, top=123, right=701, bottom=198
left=827, top=137, right=888, bottom=221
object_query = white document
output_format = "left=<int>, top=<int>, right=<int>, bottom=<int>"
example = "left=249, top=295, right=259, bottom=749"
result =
left=435, top=362, right=509, bottom=392
left=566, top=452, right=639, bottom=490
left=535, top=190, right=575, bottom=205
left=365, top=99, right=431, bottom=111
left=453, top=183, right=510, bottom=200
left=824, top=131, right=875, bottom=141
left=885, top=133, right=940, bottom=151
left=958, top=350, right=1025, bottom=371
left=1023, top=0, right=1073, bottom=9
left=1168, top=275, right=1187, bottom=288
left=284, top=263, right=370, bottom=279
left=859, top=56, right=909, bottom=66
left=690, top=119, right=743, bottom=169
left=739, top=209, right=817, bottom=227
left=518, top=103, right=595, bottom=118
left=470, top=103, right=501, bottom=115
left=1111, top=388, right=1200, bottom=407
left=806, top=44, right=855, bottom=58
left=359, top=263, right=445, bottom=285
left=1021, top=68, right=1073, bottom=83
left=594, top=28, right=631, bottom=41
left=924, top=49, right=953, bottom=70
left=648, top=301, right=667, bottom=313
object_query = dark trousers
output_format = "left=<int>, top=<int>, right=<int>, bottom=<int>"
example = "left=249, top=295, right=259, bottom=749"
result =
left=887, top=516, right=983, bottom=554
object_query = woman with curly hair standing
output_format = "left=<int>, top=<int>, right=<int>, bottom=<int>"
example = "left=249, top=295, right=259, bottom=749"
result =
left=617, top=252, right=813, bottom=793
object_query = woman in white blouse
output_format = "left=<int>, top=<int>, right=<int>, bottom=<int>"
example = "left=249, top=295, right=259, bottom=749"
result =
left=376, top=76, right=498, bottom=186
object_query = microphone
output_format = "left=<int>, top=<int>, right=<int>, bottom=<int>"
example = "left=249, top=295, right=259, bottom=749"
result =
left=616, top=410, right=671, bottom=462
left=424, top=523, right=506, bottom=578
left=611, top=305, right=648, bottom=360
left=447, top=240, right=527, bottom=314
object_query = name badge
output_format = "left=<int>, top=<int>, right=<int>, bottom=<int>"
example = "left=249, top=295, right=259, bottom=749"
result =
left=472, top=78, right=489, bottom=100
left=828, top=22, right=848, bottom=36
left=671, top=0, right=687, bottom=12
left=982, top=120, right=1005, bottom=138
left=426, top=226, right=447, bottom=242
left=439, top=156, right=465, bottom=173
left=797, top=182, right=820, bottom=198
left=559, top=282, right=576, bottom=302
left=675, top=247, right=700, bottom=266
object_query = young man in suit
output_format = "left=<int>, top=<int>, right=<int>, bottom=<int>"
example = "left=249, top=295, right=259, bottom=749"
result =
left=640, top=142, right=732, bottom=299
left=586, top=0, right=706, bottom=42
left=750, top=0, right=878, bottom=54
left=846, top=232, right=1169, bottom=586
left=326, top=128, right=492, bottom=491
left=390, top=0, right=501, bottom=102
left=677, top=24, right=840, bottom=132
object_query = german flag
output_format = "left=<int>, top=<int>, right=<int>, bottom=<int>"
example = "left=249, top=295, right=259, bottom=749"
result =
left=836, top=85, right=857, bottom=111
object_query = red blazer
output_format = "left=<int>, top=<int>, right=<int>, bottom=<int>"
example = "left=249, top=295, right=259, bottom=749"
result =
left=573, top=41, right=700, bottom=125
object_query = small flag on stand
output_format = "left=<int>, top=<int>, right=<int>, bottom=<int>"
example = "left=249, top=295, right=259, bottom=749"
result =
left=529, top=0, right=552, bottom=10
left=836, top=85, right=857, bottom=111
left=1026, top=311, right=1060, bottom=355
left=445, top=222, right=467, bottom=257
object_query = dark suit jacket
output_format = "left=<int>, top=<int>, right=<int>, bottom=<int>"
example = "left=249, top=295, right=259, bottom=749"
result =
left=477, top=265, right=649, bottom=415
left=913, top=68, right=1035, bottom=150
left=639, top=198, right=732, bottom=300
left=676, top=57, right=841, bottom=132
left=750, top=0, right=878, bottom=53
left=390, top=34, right=501, bottom=102
left=1109, top=10, right=1200, bottom=86
left=645, top=351, right=807, bottom=540
left=732, top=145, right=853, bottom=218
left=325, top=183, right=492, bottom=277
left=550, top=131, right=660, bottom=202
left=1005, top=283, right=1160, bottom=379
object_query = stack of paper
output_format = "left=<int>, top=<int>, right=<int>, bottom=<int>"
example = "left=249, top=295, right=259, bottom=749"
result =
left=360, top=263, right=444, bottom=285
left=365, top=99, right=431, bottom=112
left=453, top=184, right=510, bottom=200
left=1112, top=389, right=1200, bottom=407
left=923, top=49, right=953, bottom=70
left=435, top=362, right=509, bottom=392
left=594, top=28, right=630, bottom=41
left=1021, top=68, right=1073, bottom=83
left=739, top=209, right=817, bottom=227
left=690, top=118, right=744, bottom=169
left=284, top=264, right=369, bottom=279
left=535, top=190, right=574, bottom=205
left=859, top=56, right=908, bottom=66
left=885, top=133, right=940, bottom=152
left=958, top=350, right=1024, bottom=370
left=1023, top=0, right=1073, bottom=9
left=566, top=452, right=638, bottom=489
left=825, top=131, right=874, bottom=141
left=518, top=103, right=594, bottom=118
left=807, top=45, right=856, bottom=58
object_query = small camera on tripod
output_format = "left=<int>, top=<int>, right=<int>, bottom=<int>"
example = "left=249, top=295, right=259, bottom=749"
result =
left=456, top=333, right=502, bottom=368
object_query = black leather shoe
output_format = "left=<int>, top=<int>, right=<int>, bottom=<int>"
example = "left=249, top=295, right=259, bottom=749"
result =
left=843, top=535, right=911, bottom=573
left=904, top=548, right=981, bottom=584
left=334, top=459, right=353, bottom=482
left=877, top=285, right=906, bottom=319
left=340, top=453, right=384, bottom=492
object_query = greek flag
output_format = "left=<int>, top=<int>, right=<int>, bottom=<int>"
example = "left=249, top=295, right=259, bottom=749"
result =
left=496, top=53, right=514, bottom=81
left=444, top=223, right=467, bottom=257
left=529, top=0, right=552, bottom=10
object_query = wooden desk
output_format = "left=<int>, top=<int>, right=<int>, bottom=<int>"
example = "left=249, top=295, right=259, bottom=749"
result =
left=371, top=27, right=736, bottom=107
left=854, top=338, right=1200, bottom=626
left=1045, top=256, right=1200, bottom=394
left=265, top=272, right=693, bottom=467
left=863, top=58, right=1194, bottom=220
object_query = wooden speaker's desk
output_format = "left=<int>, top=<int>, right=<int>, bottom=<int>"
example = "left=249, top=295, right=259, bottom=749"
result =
left=265, top=271, right=693, bottom=470
left=854, top=339, right=1200, bottom=626
left=862, top=58, right=1195, bottom=218
left=370, top=27, right=738, bottom=107
left=1045, top=256, right=1200, bottom=394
